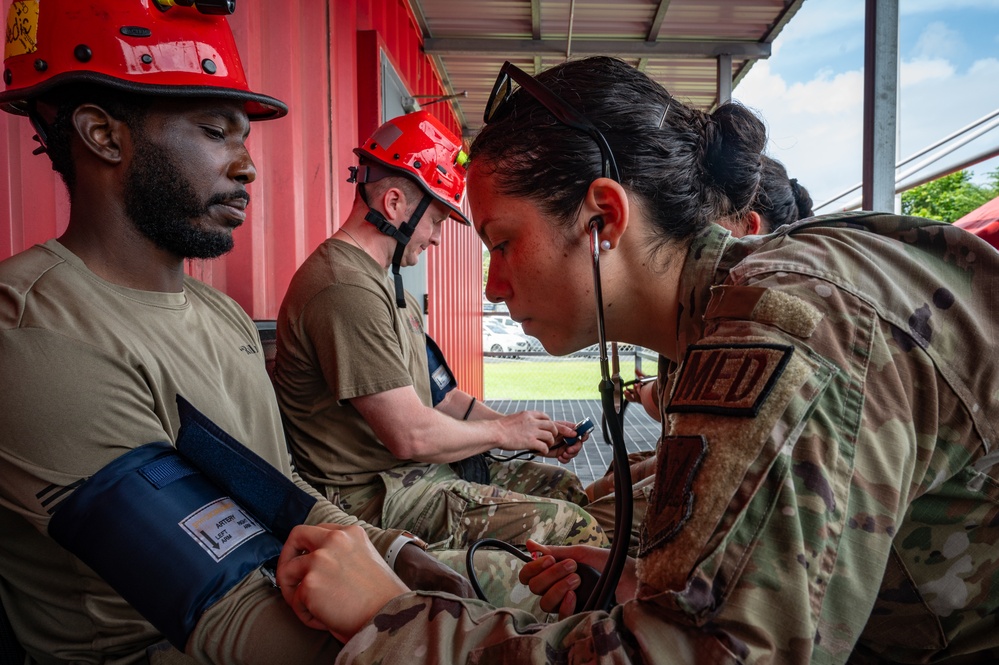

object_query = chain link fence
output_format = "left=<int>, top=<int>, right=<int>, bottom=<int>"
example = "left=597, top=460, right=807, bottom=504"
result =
left=481, top=304, right=662, bottom=485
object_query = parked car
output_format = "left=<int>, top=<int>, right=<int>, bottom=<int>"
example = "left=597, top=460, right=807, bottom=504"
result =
left=492, top=316, right=519, bottom=330
left=481, top=299, right=509, bottom=314
left=483, top=319, right=530, bottom=355
left=489, top=316, right=545, bottom=353
left=522, top=334, right=545, bottom=353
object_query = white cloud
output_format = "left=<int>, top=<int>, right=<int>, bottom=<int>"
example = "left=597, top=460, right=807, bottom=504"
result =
left=900, top=58, right=955, bottom=86
left=902, top=0, right=999, bottom=15
left=734, top=48, right=999, bottom=211
left=778, top=2, right=864, bottom=44
left=734, top=61, right=866, bottom=208
left=896, top=56, right=999, bottom=186
left=912, top=22, right=963, bottom=60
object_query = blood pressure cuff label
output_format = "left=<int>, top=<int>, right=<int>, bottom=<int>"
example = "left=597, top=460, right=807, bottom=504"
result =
left=174, top=395, right=317, bottom=541
left=426, top=334, right=457, bottom=406
left=48, top=441, right=282, bottom=650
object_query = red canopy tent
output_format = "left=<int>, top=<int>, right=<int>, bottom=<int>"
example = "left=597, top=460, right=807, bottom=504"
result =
left=954, top=196, right=999, bottom=250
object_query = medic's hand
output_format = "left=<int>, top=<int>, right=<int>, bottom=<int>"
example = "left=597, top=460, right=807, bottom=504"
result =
left=540, top=421, right=586, bottom=463
left=276, top=524, right=409, bottom=643
left=521, top=540, right=638, bottom=619
left=623, top=368, right=648, bottom=403
left=393, top=542, right=476, bottom=599
left=494, top=410, right=556, bottom=454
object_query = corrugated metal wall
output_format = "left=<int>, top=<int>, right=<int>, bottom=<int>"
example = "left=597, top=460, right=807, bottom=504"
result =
left=0, top=0, right=484, bottom=397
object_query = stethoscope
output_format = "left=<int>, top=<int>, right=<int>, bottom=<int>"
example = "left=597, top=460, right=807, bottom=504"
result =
left=580, top=221, right=634, bottom=612
left=467, top=221, right=634, bottom=614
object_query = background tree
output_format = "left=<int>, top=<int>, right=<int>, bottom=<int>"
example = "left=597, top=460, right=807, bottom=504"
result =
left=901, top=168, right=999, bottom=223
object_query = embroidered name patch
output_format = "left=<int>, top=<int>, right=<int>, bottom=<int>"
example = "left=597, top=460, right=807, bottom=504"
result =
left=667, top=343, right=793, bottom=417
left=638, top=435, right=707, bottom=556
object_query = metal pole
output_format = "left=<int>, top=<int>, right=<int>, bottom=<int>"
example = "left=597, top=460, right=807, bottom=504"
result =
left=861, top=0, right=899, bottom=211
left=717, top=53, right=733, bottom=105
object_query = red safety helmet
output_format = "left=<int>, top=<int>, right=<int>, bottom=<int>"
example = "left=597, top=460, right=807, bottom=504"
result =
left=353, top=110, right=469, bottom=224
left=0, top=0, right=286, bottom=119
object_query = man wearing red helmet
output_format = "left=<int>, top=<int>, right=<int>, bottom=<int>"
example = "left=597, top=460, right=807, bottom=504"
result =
left=0, top=1, right=471, bottom=663
left=273, top=111, right=608, bottom=560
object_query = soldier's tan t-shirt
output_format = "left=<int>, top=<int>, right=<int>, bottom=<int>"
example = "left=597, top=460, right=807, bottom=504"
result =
left=275, top=238, right=433, bottom=490
left=0, top=240, right=362, bottom=664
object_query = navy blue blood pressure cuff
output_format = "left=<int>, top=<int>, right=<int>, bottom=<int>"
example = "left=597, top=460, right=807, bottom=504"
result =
left=173, top=395, right=317, bottom=542
left=426, top=334, right=457, bottom=406
left=48, top=396, right=317, bottom=650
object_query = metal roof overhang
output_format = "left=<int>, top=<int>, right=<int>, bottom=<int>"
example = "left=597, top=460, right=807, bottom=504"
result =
left=407, top=0, right=806, bottom=138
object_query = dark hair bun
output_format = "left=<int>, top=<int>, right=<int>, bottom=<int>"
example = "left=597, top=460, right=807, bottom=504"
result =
left=703, top=102, right=767, bottom=214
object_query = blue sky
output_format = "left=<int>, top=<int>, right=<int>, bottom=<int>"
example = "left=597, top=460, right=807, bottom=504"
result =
left=733, top=0, right=999, bottom=212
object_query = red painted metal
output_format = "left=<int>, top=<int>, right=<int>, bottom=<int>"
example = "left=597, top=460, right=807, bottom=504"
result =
left=0, top=0, right=484, bottom=397
left=954, top=196, right=999, bottom=251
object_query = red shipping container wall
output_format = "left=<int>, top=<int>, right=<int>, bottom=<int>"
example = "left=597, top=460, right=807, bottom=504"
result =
left=0, top=0, right=484, bottom=397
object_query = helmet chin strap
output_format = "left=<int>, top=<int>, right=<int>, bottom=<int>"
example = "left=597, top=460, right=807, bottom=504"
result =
left=361, top=186, right=433, bottom=308
left=26, top=105, right=50, bottom=156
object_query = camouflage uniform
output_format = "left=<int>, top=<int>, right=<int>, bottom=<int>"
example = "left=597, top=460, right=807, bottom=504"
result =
left=339, top=460, right=606, bottom=550
left=334, top=212, right=999, bottom=664
left=430, top=548, right=551, bottom=619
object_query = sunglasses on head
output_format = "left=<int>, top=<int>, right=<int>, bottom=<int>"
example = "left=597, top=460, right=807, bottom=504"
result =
left=483, top=61, right=621, bottom=182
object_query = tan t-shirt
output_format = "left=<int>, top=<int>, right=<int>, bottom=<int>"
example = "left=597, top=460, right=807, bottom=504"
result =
left=275, top=238, right=433, bottom=489
left=0, top=240, right=363, bottom=664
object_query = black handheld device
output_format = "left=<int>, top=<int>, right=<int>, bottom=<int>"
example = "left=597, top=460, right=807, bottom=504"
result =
left=550, top=416, right=595, bottom=452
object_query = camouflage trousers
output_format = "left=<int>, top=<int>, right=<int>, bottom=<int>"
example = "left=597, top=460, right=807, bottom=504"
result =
left=583, top=475, right=653, bottom=557
left=583, top=450, right=656, bottom=557
left=429, top=548, right=552, bottom=620
left=338, top=460, right=608, bottom=551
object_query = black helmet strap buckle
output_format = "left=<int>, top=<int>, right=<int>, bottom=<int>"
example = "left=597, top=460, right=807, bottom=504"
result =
left=364, top=193, right=432, bottom=308
left=26, top=103, right=50, bottom=156
left=350, top=159, right=435, bottom=307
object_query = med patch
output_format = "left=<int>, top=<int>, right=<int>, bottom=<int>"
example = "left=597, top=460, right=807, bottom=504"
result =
left=667, top=343, right=793, bottom=417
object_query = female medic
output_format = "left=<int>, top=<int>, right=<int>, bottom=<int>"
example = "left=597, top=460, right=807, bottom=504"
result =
left=274, top=56, right=999, bottom=664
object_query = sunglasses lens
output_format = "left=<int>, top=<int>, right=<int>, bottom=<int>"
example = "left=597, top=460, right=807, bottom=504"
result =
left=484, top=72, right=513, bottom=123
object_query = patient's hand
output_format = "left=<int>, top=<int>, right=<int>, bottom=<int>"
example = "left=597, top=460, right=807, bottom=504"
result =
left=394, top=542, right=475, bottom=598
left=276, top=524, right=409, bottom=642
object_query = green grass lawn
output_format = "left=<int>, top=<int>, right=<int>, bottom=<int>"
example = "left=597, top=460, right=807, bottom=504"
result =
left=484, top=357, right=641, bottom=400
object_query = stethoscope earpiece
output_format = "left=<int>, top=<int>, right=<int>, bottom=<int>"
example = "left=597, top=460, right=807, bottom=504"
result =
left=590, top=216, right=610, bottom=250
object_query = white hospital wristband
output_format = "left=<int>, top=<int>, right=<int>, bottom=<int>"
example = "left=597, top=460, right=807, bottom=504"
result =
left=385, top=532, right=425, bottom=570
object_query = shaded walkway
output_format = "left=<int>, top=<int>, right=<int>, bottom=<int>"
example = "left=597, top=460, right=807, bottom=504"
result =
left=484, top=399, right=661, bottom=486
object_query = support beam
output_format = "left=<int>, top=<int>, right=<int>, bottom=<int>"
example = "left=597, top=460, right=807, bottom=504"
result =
left=862, top=0, right=899, bottom=212
left=639, top=1, right=673, bottom=73
left=566, top=0, right=577, bottom=59
left=407, top=0, right=468, bottom=134
left=531, top=0, right=541, bottom=40
left=647, top=0, right=672, bottom=41
left=424, top=38, right=770, bottom=59
left=717, top=54, right=733, bottom=105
